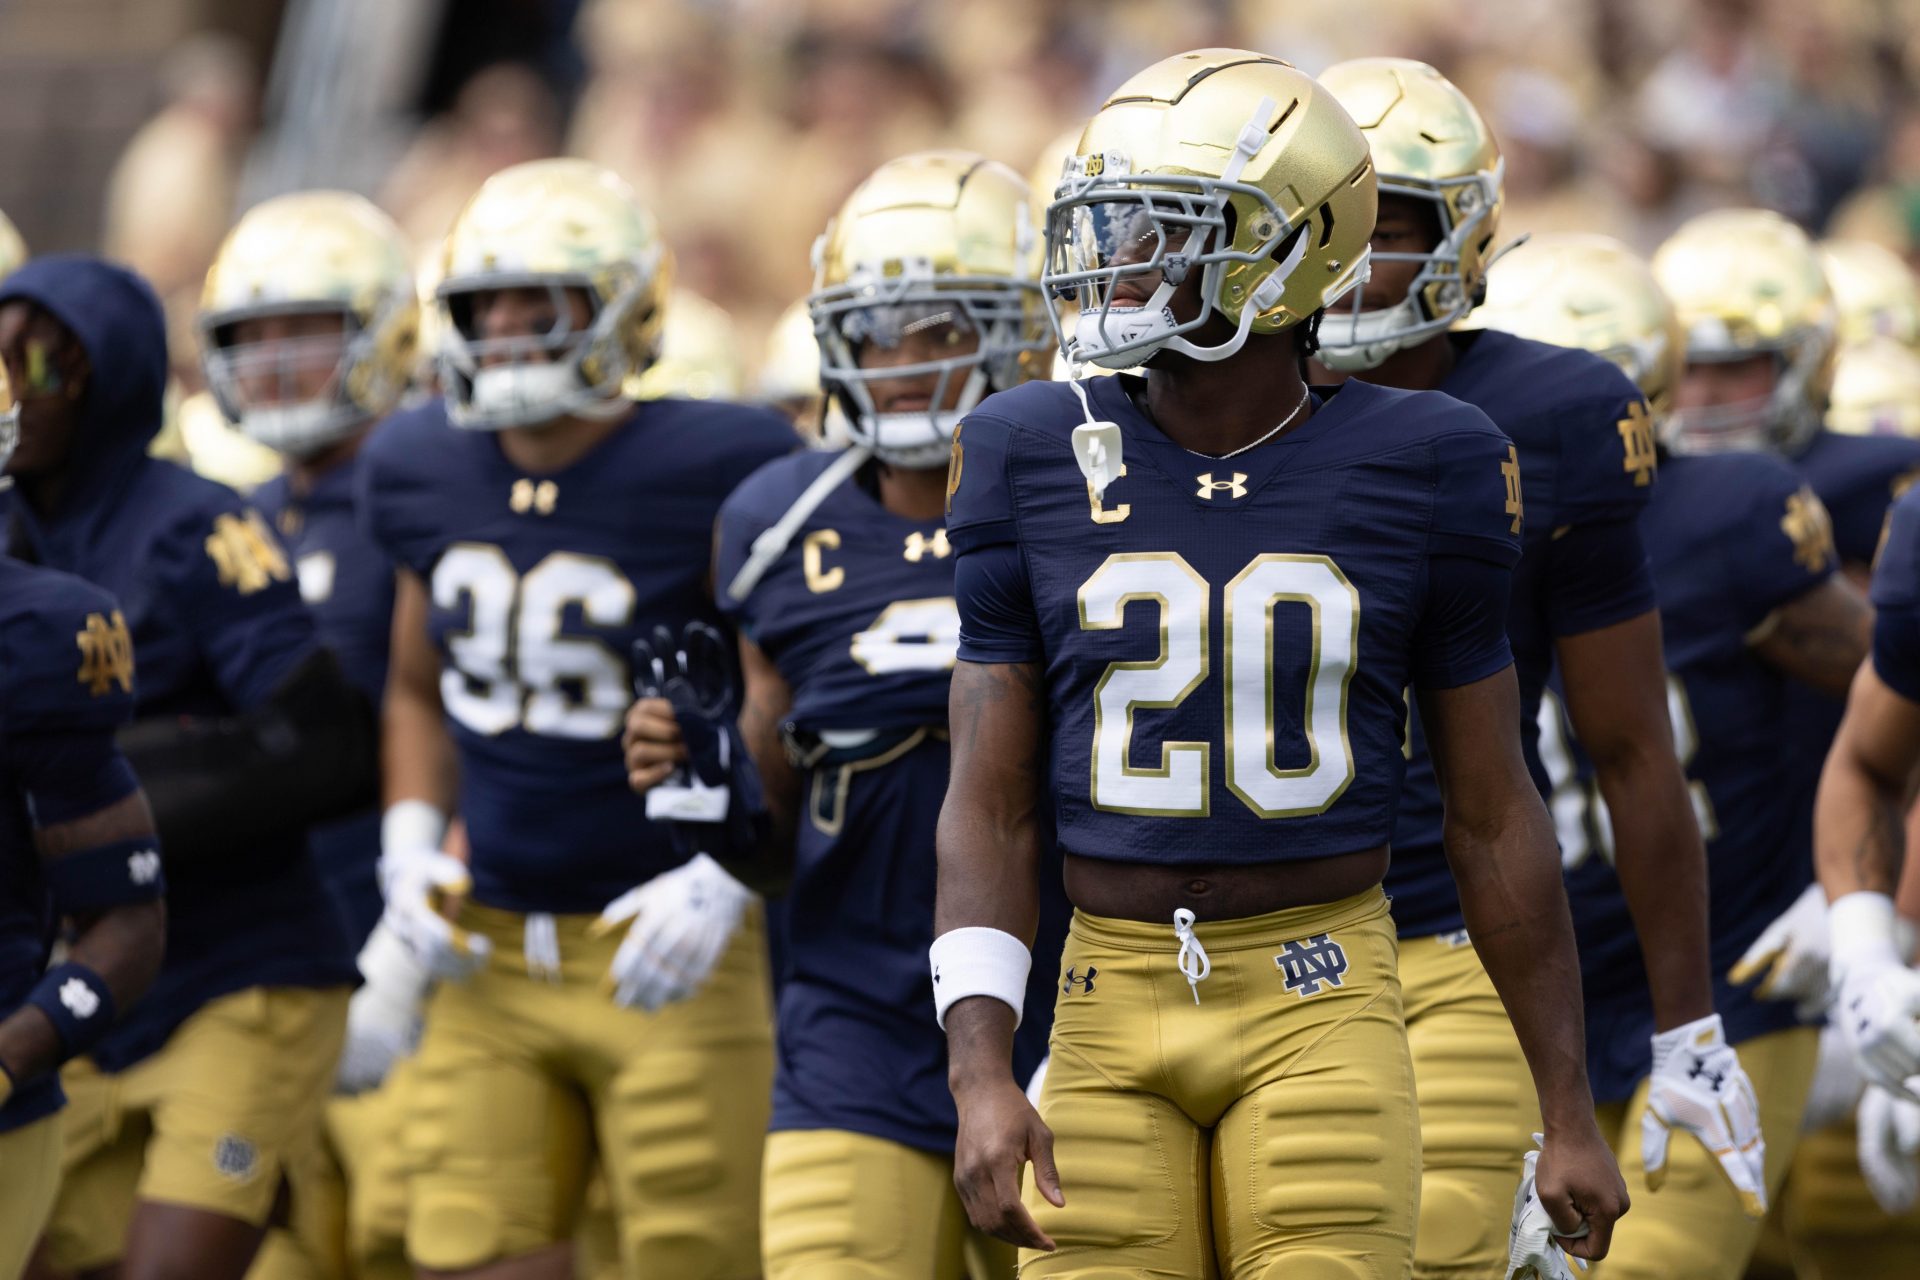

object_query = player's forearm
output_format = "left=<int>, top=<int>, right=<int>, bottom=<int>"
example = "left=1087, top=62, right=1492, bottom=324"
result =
left=0, top=899, right=164, bottom=1088
left=1447, top=800, right=1597, bottom=1129
left=382, top=677, right=457, bottom=812
left=1816, top=734, right=1905, bottom=900
left=737, top=680, right=799, bottom=864
left=1594, top=748, right=1713, bottom=1028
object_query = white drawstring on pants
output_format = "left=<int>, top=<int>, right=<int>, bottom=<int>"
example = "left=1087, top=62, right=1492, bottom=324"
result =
left=524, top=912, right=562, bottom=983
left=1173, top=908, right=1210, bottom=1005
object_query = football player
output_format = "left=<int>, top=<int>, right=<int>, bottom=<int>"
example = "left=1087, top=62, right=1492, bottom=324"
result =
left=623, top=148, right=1067, bottom=1279
left=0, top=255, right=370, bottom=1277
left=1470, top=230, right=1862, bottom=1278
left=0, top=364, right=166, bottom=1279
left=936, top=49, right=1627, bottom=1277
left=1311, top=59, right=1738, bottom=1276
left=197, top=190, right=423, bottom=1280
left=358, top=158, right=797, bottom=1278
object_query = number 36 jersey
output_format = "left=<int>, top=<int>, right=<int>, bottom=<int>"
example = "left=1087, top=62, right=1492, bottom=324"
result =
left=359, top=397, right=798, bottom=912
left=948, top=374, right=1523, bottom=866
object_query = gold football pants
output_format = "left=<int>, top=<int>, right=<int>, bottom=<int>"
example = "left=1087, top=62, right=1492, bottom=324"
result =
left=1399, top=932, right=1540, bottom=1279
left=0, top=1112, right=62, bottom=1279
left=1590, top=1024, right=1818, bottom=1280
left=401, top=902, right=773, bottom=1277
left=1021, top=887, right=1418, bottom=1279
left=1776, top=1115, right=1920, bottom=1279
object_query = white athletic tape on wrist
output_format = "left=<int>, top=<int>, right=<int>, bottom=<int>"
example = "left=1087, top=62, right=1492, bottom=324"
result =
left=930, top=927, right=1031, bottom=1030
left=1832, top=892, right=1904, bottom=974
left=382, top=799, right=449, bottom=858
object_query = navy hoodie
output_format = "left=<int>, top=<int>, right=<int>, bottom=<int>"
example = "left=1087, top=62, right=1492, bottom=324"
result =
left=0, top=256, right=356, bottom=1071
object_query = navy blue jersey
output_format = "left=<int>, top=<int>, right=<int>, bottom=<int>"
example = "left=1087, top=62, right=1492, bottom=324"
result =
left=360, top=397, right=798, bottom=913
left=1388, top=331, right=1658, bottom=938
left=717, top=450, right=1062, bottom=1149
left=0, top=561, right=139, bottom=1132
left=1871, top=485, right=1920, bottom=702
left=1780, top=427, right=1920, bottom=777
left=1565, top=452, right=1835, bottom=1101
left=947, top=373, right=1521, bottom=867
left=254, top=455, right=392, bottom=949
left=0, top=255, right=356, bottom=1072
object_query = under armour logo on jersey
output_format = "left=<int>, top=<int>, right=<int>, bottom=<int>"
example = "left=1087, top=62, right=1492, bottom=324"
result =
left=1618, top=401, right=1658, bottom=487
left=510, top=477, right=558, bottom=515
left=1196, top=472, right=1248, bottom=500
left=128, top=849, right=161, bottom=885
left=1502, top=446, right=1524, bottom=534
left=1062, top=966, right=1097, bottom=995
left=59, top=977, right=100, bottom=1020
left=903, top=529, right=950, bottom=562
left=1275, top=934, right=1348, bottom=997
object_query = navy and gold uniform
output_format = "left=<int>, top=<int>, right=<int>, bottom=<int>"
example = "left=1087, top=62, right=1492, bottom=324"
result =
left=0, top=257, right=358, bottom=1271
left=1379, top=329, right=1658, bottom=1273
left=949, top=373, right=1522, bottom=1277
left=0, top=561, right=139, bottom=1272
left=358, top=394, right=795, bottom=1273
left=1559, top=450, right=1830, bottom=1278
left=716, top=450, right=1066, bottom=1278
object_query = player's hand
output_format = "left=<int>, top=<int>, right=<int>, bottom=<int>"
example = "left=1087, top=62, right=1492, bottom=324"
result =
left=336, top=919, right=433, bottom=1093
left=590, top=853, right=753, bottom=1012
left=1858, top=1082, right=1920, bottom=1214
left=951, top=1073, right=1062, bottom=1251
left=377, top=844, right=491, bottom=983
left=1832, top=959, right=1920, bottom=1100
left=1801, top=1024, right=1866, bottom=1132
left=1535, top=1118, right=1629, bottom=1261
left=1640, top=1013, right=1768, bottom=1215
left=1730, top=883, right=1831, bottom=1019
left=1505, top=1138, right=1585, bottom=1280
left=623, top=696, right=686, bottom=793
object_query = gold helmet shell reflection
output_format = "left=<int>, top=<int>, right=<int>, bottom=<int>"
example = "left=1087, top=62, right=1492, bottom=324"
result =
left=1461, top=232, right=1683, bottom=422
left=757, top=297, right=826, bottom=440
left=1826, top=337, right=1920, bottom=439
left=631, top=290, right=745, bottom=402
left=1818, top=239, right=1920, bottom=349
left=199, top=190, right=417, bottom=455
left=0, top=209, right=26, bottom=281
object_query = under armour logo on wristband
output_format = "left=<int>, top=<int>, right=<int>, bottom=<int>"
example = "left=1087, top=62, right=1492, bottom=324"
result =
left=1275, top=934, right=1348, bottom=997
left=59, top=978, right=100, bottom=1020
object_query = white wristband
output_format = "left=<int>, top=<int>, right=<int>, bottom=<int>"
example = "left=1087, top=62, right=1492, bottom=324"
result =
left=382, top=800, right=449, bottom=859
left=931, top=927, right=1032, bottom=1030
left=1830, top=892, right=1903, bottom=975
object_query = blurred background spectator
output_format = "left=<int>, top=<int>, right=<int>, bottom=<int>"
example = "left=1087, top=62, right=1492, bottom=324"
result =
left=1, top=0, right=1919, bottom=368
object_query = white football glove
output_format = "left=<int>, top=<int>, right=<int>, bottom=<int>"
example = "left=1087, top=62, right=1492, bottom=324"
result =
left=1505, top=1137, right=1587, bottom=1280
left=336, top=919, right=433, bottom=1093
left=1830, top=894, right=1920, bottom=1102
left=1801, top=1024, right=1866, bottom=1133
left=1858, top=1082, right=1920, bottom=1214
left=1641, top=1013, right=1768, bottom=1215
left=591, top=854, right=753, bottom=1012
left=377, top=843, right=492, bottom=982
left=1730, top=883, right=1831, bottom=1019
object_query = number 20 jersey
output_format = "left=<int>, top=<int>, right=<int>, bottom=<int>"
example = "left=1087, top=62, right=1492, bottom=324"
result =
left=947, top=374, right=1523, bottom=865
left=359, top=396, right=798, bottom=913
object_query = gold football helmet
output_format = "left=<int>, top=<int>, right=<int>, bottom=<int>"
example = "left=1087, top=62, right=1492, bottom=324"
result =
left=1046, top=49, right=1375, bottom=368
left=1818, top=238, right=1920, bottom=349
left=437, top=158, right=671, bottom=429
left=1652, top=208, right=1836, bottom=455
left=631, top=289, right=745, bottom=402
left=1315, top=57, right=1503, bottom=372
left=0, top=208, right=26, bottom=281
left=810, top=148, right=1049, bottom=467
left=757, top=297, right=826, bottom=440
left=1826, top=336, right=1920, bottom=439
left=199, top=191, right=417, bottom=456
left=1461, top=233, right=1683, bottom=422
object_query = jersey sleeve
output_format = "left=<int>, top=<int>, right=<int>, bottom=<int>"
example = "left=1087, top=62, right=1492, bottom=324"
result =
left=1722, top=460, right=1837, bottom=631
left=944, top=414, right=1022, bottom=553
left=1870, top=486, right=1920, bottom=702
left=955, top=541, right=1044, bottom=664
left=1555, top=384, right=1660, bottom=525
left=1427, top=424, right=1526, bottom=568
left=1410, top=553, right=1515, bottom=689
left=711, top=482, right=772, bottom=633
left=158, top=500, right=321, bottom=710
left=1544, top=517, right=1658, bottom=637
left=354, top=426, right=436, bottom=579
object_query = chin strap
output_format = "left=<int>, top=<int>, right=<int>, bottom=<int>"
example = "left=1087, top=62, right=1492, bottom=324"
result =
left=725, top=445, right=872, bottom=603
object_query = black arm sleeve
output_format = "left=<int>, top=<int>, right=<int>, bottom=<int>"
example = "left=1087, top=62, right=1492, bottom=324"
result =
left=116, top=648, right=378, bottom=869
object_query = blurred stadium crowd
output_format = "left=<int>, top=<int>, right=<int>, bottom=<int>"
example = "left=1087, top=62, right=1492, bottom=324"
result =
left=1, top=0, right=1917, bottom=488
